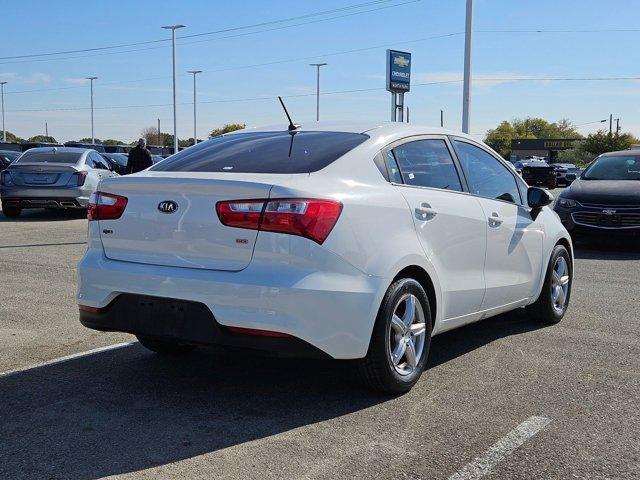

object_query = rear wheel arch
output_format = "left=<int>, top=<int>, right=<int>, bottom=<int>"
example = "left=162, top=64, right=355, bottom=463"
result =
left=391, top=265, right=437, bottom=328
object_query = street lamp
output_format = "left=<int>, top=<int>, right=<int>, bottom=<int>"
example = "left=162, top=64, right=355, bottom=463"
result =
left=162, top=24, right=186, bottom=154
left=187, top=70, right=202, bottom=146
left=85, top=77, right=98, bottom=144
left=309, top=63, right=327, bottom=121
left=461, top=0, right=473, bottom=133
left=0, top=81, right=7, bottom=142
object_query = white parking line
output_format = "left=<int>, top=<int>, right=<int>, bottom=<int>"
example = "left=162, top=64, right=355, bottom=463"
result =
left=0, top=342, right=135, bottom=379
left=448, top=415, right=552, bottom=480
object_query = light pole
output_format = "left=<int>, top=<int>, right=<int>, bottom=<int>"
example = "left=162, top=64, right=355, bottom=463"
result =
left=162, top=24, right=186, bottom=154
left=309, top=63, right=327, bottom=121
left=85, top=77, right=97, bottom=144
left=0, top=81, right=7, bottom=142
left=461, top=0, right=473, bottom=133
left=187, top=70, right=202, bottom=146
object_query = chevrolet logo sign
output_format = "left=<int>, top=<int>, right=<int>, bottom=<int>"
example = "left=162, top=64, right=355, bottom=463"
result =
left=393, top=56, right=410, bottom=68
left=602, top=209, right=617, bottom=215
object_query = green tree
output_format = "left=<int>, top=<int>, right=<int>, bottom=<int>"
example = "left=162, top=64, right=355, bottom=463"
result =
left=76, top=137, right=102, bottom=144
left=485, top=117, right=582, bottom=159
left=581, top=130, right=639, bottom=156
left=102, top=139, right=126, bottom=146
left=1, top=131, right=23, bottom=143
left=210, top=123, right=245, bottom=138
left=140, top=126, right=173, bottom=146
left=27, top=135, right=57, bottom=143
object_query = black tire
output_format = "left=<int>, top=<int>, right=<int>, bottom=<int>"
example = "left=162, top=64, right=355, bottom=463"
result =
left=357, top=278, right=432, bottom=394
left=526, top=244, right=572, bottom=324
left=136, top=335, right=197, bottom=355
left=2, top=204, right=21, bottom=218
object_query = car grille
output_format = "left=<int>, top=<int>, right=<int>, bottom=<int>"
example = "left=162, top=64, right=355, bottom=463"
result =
left=572, top=212, right=640, bottom=229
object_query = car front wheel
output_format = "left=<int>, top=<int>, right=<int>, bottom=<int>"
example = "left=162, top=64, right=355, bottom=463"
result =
left=526, top=244, right=572, bottom=324
left=358, top=278, right=432, bottom=394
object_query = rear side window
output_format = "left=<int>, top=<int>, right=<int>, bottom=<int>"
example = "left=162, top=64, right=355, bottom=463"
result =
left=16, top=151, right=82, bottom=164
left=151, top=131, right=369, bottom=174
left=391, top=139, right=462, bottom=191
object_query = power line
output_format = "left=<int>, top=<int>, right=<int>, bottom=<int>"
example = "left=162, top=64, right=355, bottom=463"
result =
left=8, top=76, right=640, bottom=113
left=0, top=0, right=402, bottom=61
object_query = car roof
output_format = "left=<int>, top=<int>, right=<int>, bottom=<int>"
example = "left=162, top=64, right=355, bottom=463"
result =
left=21, top=147, right=93, bottom=154
left=230, top=121, right=481, bottom=143
left=600, top=149, right=640, bottom=157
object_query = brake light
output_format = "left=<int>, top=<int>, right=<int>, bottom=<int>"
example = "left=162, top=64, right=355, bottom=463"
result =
left=87, top=191, right=128, bottom=221
left=216, top=198, right=342, bottom=244
left=73, top=171, right=88, bottom=186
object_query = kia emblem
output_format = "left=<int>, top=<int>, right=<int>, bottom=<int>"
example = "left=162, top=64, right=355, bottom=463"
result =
left=158, top=200, right=178, bottom=214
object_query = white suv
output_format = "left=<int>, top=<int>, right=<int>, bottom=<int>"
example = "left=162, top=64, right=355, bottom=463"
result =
left=78, top=122, right=572, bottom=393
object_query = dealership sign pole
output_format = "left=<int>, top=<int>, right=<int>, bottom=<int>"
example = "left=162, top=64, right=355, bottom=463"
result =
left=386, top=50, right=411, bottom=122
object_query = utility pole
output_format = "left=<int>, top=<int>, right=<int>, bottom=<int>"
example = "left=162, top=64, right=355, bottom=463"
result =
left=406, top=106, right=410, bottom=123
left=309, top=63, right=327, bottom=121
left=0, top=81, right=7, bottom=142
left=609, top=114, right=613, bottom=135
left=157, top=118, right=161, bottom=146
left=187, top=70, right=202, bottom=146
left=615, top=118, right=621, bottom=135
left=162, top=24, right=186, bottom=154
left=461, top=0, right=473, bottom=133
left=440, top=109, right=444, bottom=127
left=85, top=76, right=98, bottom=144
left=45, top=121, right=48, bottom=137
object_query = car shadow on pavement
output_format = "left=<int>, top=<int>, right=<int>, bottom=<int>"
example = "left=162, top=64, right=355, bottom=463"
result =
left=0, top=310, right=544, bottom=480
left=573, top=236, right=640, bottom=260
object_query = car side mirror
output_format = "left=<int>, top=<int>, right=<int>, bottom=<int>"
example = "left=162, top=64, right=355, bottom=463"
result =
left=527, top=187, right=554, bottom=209
left=565, top=173, right=577, bottom=182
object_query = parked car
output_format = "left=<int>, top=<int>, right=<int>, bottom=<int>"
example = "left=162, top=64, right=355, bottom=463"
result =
left=554, top=150, right=640, bottom=235
left=64, top=142, right=106, bottom=153
left=101, top=153, right=128, bottom=175
left=552, top=163, right=582, bottom=186
left=520, top=161, right=557, bottom=189
left=104, top=145, right=132, bottom=154
left=0, top=150, right=21, bottom=171
left=78, top=122, right=572, bottom=393
left=0, top=147, right=118, bottom=217
left=151, top=154, right=165, bottom=165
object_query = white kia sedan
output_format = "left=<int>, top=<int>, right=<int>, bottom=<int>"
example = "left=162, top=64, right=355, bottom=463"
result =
left=78, top=122, right=573, bottom=393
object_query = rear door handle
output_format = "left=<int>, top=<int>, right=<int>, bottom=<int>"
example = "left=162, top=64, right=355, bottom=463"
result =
left=415, top=202, right=437, bottom=220
left=488, top=212, right=503, bottom=227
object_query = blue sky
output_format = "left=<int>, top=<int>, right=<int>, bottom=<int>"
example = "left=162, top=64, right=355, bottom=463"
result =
left=2, top=0, right=639, bottom=142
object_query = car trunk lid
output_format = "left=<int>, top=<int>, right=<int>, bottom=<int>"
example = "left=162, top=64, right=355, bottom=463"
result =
left=7, top=163, right=79, bottom=186
left=97, top=172, right=279, bottom=271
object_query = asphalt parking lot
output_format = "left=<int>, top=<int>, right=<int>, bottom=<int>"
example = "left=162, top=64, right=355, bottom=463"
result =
left=1, top=197, right=639, bottom=480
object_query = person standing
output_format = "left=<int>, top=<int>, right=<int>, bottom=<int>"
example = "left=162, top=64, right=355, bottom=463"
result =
left=126, top=138, right=153, bottom=174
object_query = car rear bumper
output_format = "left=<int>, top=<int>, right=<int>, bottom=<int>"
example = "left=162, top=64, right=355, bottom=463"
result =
left=77, top=247, right=387, bottom=359
left=80, top=294, right=331, bottom=359
left=1, top=186, right=89, bottom=208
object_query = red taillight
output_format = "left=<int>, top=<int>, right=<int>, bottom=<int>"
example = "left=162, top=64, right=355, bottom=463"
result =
left=87, top=191, right=128, bottom=221
left=216, top=198, right=342, bottom=244
left=74, top=171, right=88, bottom=186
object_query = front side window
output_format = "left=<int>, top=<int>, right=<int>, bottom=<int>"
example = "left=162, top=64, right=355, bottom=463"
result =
left=452, top=140, right=521, bottom=203
left=391, top=139, right=462, bottom=191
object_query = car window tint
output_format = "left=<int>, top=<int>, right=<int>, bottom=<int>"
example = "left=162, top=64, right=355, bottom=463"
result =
left=452, top=140, right=521, bottom=203
left=384, top=150, right=403, bottom=183
left=391, top=139, right=462, bottom=191
left=152, top=131, right=369, bottom=174
left=17, top=151, right=82, bottom=164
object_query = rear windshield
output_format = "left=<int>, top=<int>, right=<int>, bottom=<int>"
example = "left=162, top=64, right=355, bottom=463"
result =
left=151, top=131, right=369, bottom=174
left=17, top=151, right=82, bottom=164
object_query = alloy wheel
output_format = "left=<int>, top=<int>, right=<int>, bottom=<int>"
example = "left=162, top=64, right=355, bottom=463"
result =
left=551, top=256, right=570, bottom=314
left=388, top=293, right=426, bottom=376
